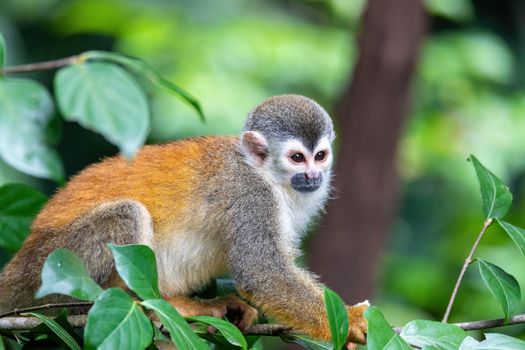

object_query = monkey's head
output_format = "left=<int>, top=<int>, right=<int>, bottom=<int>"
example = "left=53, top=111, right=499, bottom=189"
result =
left=240, top=95, right=335, bottom=193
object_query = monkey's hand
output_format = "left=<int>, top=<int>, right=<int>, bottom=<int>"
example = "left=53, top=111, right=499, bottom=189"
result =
left=345, top=301, right=369, bottom=348
left=217, top=294, right=259, bottom=331
left=165, top=294, right=258, bottom=331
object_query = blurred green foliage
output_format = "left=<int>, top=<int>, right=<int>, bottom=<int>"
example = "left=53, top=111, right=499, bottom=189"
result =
left=1, top=0, right=525, bottom=341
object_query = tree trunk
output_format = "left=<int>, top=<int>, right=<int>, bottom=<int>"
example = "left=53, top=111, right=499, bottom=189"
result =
left=309, top=0, right=428, bottom=303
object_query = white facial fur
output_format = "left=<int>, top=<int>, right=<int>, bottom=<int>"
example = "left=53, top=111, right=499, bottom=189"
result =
left=272, top=136, right=333, bottom=188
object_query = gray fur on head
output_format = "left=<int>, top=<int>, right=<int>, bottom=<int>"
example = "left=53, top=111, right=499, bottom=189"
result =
left=243, top=95, right=334, bottom=151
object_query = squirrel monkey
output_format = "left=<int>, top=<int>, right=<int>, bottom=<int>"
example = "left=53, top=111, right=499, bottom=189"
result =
left=0, top=95, right=367, bottom=344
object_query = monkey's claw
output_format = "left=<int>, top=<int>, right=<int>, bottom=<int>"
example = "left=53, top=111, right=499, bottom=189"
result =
left=346, top=302, right=368, bottom=346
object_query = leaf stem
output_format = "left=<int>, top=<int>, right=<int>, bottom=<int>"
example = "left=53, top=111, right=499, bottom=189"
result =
left=0, top=55, right=82, bottom=74
left=442, top=218, right=493, bottom=323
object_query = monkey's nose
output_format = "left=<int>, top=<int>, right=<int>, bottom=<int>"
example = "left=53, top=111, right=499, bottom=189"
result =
left=304, top=170, right=321, bottom=180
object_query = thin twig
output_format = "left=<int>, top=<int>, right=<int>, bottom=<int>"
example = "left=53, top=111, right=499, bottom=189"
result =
left=442, top=218, right=493, bottom=323
left=0, top=55, right=82, bottom=75
left=392, top=313, right=525, bottom=333
left=454, top=313, right=525, bottom=331
left=0, top=302, right=92, bottom=319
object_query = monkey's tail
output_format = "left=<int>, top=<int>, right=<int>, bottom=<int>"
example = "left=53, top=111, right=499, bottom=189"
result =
left=0, top=227, right=72, bottom=314
left=0, top=252, right=43, bottom=314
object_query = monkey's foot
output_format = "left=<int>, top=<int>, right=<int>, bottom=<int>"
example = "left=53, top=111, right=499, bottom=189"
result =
left=165, top=294, right=258, bottom=331
left=345, top=301, right=369, bottom=347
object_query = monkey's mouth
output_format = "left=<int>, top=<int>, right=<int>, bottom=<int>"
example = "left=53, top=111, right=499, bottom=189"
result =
left=290, top=173, right=322, bottom=193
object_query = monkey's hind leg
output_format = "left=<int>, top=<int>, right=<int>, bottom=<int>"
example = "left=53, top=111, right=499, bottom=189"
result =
left=0, top=200, right=154, bottom=313
left=164, top=294, right=258, bottom=331
left=62, top=200, right=155, bottom=290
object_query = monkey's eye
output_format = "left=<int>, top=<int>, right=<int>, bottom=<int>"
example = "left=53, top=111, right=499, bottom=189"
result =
left=290, top=153, right=305, bottom=163
left=315, top=151, right=326, bottom=161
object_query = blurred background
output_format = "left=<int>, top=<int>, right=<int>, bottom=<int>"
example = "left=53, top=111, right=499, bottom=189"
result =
left=1, top=0, right=525, bottom=343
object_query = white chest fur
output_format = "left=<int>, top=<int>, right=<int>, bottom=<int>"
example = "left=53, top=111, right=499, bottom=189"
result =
left=274, top=178, right=330, bottom=252
left=154, top=223, right=228, bottom=296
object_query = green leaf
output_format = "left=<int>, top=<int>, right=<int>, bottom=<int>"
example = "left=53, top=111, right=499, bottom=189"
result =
left=497, top=220, right=525, bottom=258
left=0, top=78, right=64, bottom=182
left=0, top=33, right=5, bottom=71
left=85, top=288, right=153, bottom=350
left=35, top=248, right=103, bottom=301
left=141, top=299, right=208, bottom=350
left=26, top=312, right=81, bottom=350
left=249, top=337, right=264, bottom=350
left=364, top=307, right=412, bottom=350
left=82, top=50, right=205, bottom=121
left=194, top=334, right=261, bottom=350
left=324, top=287, right=348, bottom=350
left=0, top=336, right=21, bottom=350
left=478, top=259, right=521, bottom=319
left=0, top=183, right=47, bottom=251
left=0, top=337, right=22, bottom=350
left=473, top=333, right=525, bottom=349
left=108, top=244, right=161, bottom=300
left=44, top=114, right=63, bottom=145
left=189, top=315, right=247, bottom=350
left=194, top=331, right=233, bottom=348
left=55, top=62, right=149, bottom=157
left=30, top=309, right=77, bottom=338
left=290, top=335, right=333, bottom=350
left=469, top=155, right=512, bottom=219
left=459, top=336, right=480, bottom=350
left=424, top=0, right=473, bottom=22
left=400, top=320, right=468, bottom=350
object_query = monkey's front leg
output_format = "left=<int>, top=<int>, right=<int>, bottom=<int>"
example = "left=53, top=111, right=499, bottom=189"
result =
left=346, top=303, right=369, bottom=347
left=164, top=294, right=258, bottom=331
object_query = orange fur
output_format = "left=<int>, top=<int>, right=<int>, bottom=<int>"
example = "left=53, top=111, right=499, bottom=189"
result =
left=32, top=136, right=237, bottom=236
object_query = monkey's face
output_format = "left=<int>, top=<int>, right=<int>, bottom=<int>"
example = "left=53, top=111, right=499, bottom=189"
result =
left=278, top=137, right=333, bottom=193
left=240, top=130, right=333, bottom=194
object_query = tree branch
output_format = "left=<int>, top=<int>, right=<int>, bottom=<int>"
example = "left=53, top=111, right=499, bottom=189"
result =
left=0, top=55, right=83, bottom=75
left=442, top=218, right=493, bottom=322
left=454, top=313, right=525, bottom=331
left=0, top=313, right=291, bottom=336
left=245, top=324, right=291, bottom=336
left=0, top=315, right=87, bottom=330
left=2, top=311, right=525, bottom=337
left=0, top=302, right=93, bottom=319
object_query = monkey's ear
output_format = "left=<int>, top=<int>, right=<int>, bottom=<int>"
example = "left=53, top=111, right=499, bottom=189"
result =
left=241, top=131, right=268, bottom=166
